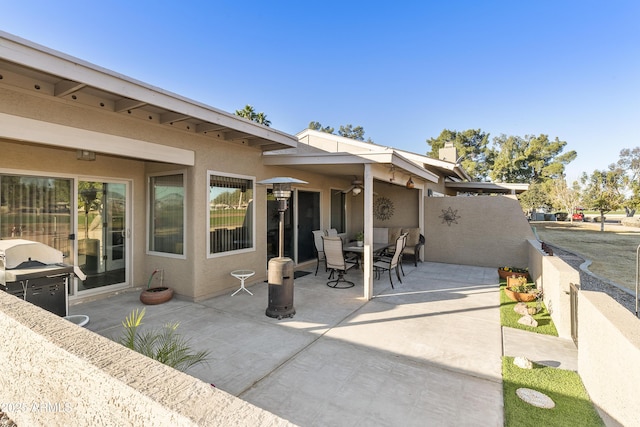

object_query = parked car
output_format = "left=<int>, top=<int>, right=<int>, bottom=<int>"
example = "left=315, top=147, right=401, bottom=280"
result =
left=554, top=212, right=568, bottom=221
left=572, top=209, right=585, bottom=221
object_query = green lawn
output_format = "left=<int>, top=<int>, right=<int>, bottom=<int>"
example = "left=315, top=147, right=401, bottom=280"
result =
left=503, top=357, right=604, bottom=427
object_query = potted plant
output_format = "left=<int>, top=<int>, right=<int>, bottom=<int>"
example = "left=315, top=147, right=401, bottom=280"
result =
left=498, top=266, right=529, bottom=280
left=355, top=231, right=364, bottom=247
left=504, top=276, right=540, bottom=302
left=140, top=269, right=174, bottom=305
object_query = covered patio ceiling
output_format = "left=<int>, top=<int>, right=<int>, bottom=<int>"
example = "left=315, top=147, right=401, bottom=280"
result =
left=0, top=31, right=297, bottom=155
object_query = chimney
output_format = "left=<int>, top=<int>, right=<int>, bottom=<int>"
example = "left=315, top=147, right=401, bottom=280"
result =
left=438, top=141, right=458, bottom=163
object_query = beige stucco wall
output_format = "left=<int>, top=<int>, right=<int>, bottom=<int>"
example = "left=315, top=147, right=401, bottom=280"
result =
left=0, top=85, right=252, bottom=300
left=533, top=244, right=577, bottom=339
left=578, top=291, right=640, bottom=427
left=0, top=292, right=292, bottom=426
left=424, top=195, right=535, bottom=268
left=349, top=180, right=420, bottom=237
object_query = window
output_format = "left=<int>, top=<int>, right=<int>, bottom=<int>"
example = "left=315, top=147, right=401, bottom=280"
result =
left=208, top=172, right=254, bottom=255
left=0, top=174, right=72, bottom=257
left=148, top=173, right=185, bottom=256
left=331, top=190, right=346, bottom=233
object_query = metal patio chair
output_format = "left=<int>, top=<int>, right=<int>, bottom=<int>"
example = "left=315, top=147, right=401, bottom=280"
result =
left=322, top=236, right=358, bottom=288
left=373, top=233, right=405, bottom=288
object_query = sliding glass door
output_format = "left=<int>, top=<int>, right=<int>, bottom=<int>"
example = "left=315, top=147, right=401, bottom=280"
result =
left=76, top=180, right=128, bottom=292
left=1, top=173, right=130, bottom=295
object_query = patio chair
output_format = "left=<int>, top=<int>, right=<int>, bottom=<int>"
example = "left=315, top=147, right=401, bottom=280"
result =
left=325, top=228, right=338, bottom=237
left=312, top=230, right=327, bottom=276
left=373, top=234, right=405, bottom=288
left=378, top=232, right=408, bottom=276
left=402, top=228, right=425, bottom=267
left=322, top=236, right=358, bottom=288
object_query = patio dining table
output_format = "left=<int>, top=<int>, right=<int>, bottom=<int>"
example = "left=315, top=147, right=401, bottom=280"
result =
left=343, top=242, right=392, bottom=268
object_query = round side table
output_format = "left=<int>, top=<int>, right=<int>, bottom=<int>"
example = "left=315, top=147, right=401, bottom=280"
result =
left=230, top=270, right=255, bottom=296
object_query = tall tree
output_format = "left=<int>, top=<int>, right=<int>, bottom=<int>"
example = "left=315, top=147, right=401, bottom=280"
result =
left=235, top=105, right=271, bottom=127
left=308, top=121, right=373, bottom=142
left=338, top=124, right=365, bottom=141
left=616, top=147, right=640, bottom=215
left=580, top=167, right=625, bottom=231
left=254, top=112, right=271, bottom=126
left=308, top=121, right=334, bottom=134
left=426, top=129, right=491, bottom=181
left=489, top=134, right=576, bottom=184
left=550, top=178, right=582, bottom=222
left=519, top=181, right=553, bottom=214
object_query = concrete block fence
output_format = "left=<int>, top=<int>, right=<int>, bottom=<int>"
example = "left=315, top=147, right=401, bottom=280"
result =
left=528, top=240, right=640, bottom=426
left=0, top=291, right=292, bottom=426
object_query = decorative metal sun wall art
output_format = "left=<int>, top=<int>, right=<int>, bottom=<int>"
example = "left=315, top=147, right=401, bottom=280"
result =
left=373, top=197, right=394, bottom=221
left=439, top=206, right=461, bottom=226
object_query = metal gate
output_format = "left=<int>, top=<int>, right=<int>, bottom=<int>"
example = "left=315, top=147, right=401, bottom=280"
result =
left=570, top=282, right=579, bottom=346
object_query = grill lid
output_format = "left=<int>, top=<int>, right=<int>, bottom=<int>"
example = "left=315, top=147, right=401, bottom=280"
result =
left=0, top=239, right=64, bottom=270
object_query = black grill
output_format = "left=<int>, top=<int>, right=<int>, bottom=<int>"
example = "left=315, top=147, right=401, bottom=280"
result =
left=0, top=239, right=72, bottom=316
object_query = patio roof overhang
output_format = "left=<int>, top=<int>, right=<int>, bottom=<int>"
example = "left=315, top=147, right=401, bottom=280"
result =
left=445, top=181, right=529, bottom=194
left=393, top=149, right=472, bottom=182
left=0, top=31, right=297, bottom=162
left=262, top=151, right=440, bottom=184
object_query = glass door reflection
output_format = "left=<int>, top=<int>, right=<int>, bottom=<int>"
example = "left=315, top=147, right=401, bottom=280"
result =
left=77, top=181, right=127, bottom=291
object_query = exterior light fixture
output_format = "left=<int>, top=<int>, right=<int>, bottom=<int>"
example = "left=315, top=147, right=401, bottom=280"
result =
left=76, top=150, right=96, bottom=161
left=406, top=176, right=414, bottom=189
left=257, top=177, right=307, bottom=319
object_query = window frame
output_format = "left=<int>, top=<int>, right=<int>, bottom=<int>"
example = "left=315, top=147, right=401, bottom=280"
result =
left=146, top=170, right=187, bottom=259
left=330, top=188, right=346, bottom=234
left=207, top=171, right=256, bottom=259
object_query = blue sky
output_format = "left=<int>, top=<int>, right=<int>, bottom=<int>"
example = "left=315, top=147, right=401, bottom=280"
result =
left=2, top=1, right=638, bottom=182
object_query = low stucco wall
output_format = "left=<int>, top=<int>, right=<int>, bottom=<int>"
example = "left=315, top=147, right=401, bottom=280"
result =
left=527, top=241, right=577, bottom=339
left=578, top=291, right=640, bottom=427
left=424, top=195, right=535, bottom=268
left=0, top=292, right=292, bottom=426
left=528, top=243, right=640, bottom=425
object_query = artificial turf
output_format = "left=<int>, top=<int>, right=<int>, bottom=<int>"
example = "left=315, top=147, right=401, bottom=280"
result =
left=500, top=283, right=558, bottom=336
left=502, top=357, right=604, bottom=427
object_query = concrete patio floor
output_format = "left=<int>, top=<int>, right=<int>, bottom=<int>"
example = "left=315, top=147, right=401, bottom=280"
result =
left=70, top=261, right=577, bottom=426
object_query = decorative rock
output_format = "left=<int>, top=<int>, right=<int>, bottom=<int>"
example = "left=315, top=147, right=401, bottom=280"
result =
left=513, top=356, right=533, bottom=369
left=518, top=315, right=538, bottom=327
left=514, top=302, right=528, bottom=315
left=516, top=388, right=556, bottom=409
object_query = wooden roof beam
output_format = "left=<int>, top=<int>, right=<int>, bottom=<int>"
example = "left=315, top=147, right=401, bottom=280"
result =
left=115, top=98, right=147, bottom=113
left=54, top=80, right=86, bottom=97
left=160, top=111, right=190, bottom=124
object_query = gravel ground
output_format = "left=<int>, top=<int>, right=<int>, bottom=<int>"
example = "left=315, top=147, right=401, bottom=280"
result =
left=549, top=244, right=638, bottom=315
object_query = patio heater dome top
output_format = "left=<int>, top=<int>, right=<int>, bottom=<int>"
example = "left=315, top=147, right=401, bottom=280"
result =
left=258, top=177, right=308, bottom=200
left=257, top=177, right=308, bottom=185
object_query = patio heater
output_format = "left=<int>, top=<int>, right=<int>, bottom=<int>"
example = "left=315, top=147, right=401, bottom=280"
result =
left=258, top=177, right=307, bottom=319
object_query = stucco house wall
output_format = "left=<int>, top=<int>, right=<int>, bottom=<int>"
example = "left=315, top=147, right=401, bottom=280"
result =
left=424, top=195, right=535, bottom=268
left=350, top=180, right=421, bottom=235
left=0, top=84, right=291, bottom=301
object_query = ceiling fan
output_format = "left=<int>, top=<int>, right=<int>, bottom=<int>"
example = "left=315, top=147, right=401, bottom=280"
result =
left=336, top=177, right=376, bottom=196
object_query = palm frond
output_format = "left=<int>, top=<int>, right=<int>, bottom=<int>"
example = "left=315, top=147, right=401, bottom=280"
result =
left=117, top=309, right=210, bottom=372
